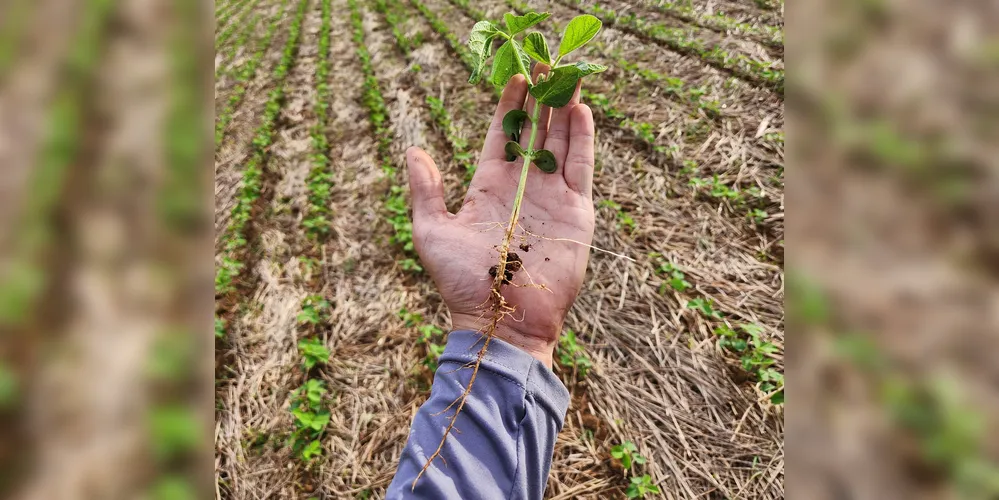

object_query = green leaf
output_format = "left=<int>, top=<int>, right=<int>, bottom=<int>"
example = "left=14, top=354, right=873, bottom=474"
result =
left=529, top=62, right=607, bottom=107
left=532, top=149, right=557, bottom=173
left=558, top=15, right=602, bottom=58
left=502, top=109, right=528, bottom=142
left=467, top=21, right=500, bottom=84
left=491, top=40, right=529, bottom=87
left=503, top=11, right=551, bottom=35
left=770, top=389, right=785, bottom=405
left=523, top=32, right=551, bottom=64
left=310, top=411, right=330, bottom=430
left=505, top=141, right=526, bottom=162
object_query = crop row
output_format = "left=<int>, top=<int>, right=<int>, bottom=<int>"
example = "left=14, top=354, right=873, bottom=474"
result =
left=215, top=0, right=289, bottom=147
left=303, top=0, right=335, bottom=240
left=642, top=0, right=783, bottom=49
left=562, top=0, right=784, bottom=93
left=408, top=0, right=474, bottom=74
left=426, top=96, right=477, bottom=182
left=374, top=0, right=478, bottom=184
left=216, top=0, right=261, bottom=51
left=349, top=0, right=422, bottom=272
left=650, top=253, right=784, bottom=404
left=502, top=0, right=722, bottom=120
left=214, top=0, right=240, bottom=19
left=216, top=13, right=262, bottom=81
left=408, top=0, right=502, bottom=99
left=0, top=0, right=117, bottom=326
left=374, top=0, right=424, bottom=56
left=216, top=0, right=254, bottom=38
left=215, top=0, right=308, bottom=339
left=289, top=295, right=333, bottom=463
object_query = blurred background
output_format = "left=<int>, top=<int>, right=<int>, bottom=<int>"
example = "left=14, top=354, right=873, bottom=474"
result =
left=0, top=0, right=214, bottom=498
left=788, top=0, right=999, bottom=498
left=0, top=0, right=994, bottom=499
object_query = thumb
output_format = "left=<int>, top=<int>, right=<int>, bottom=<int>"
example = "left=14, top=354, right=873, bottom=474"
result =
left=406, top=146, right=447, bottom=221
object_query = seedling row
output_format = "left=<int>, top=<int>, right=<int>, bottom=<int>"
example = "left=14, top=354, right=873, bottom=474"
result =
left=349, top=0, right=422, bottom=272
left=562, top=0, right=784, bottom=93
left=216, top=0, right=262, bottom=51
left=215, top=0, right=291, bottom=147
left=303, top=0, right=335, bottom=239
left=216, top=0, right=308, bottom=338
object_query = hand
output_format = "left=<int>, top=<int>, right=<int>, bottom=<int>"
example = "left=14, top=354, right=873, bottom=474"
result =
left=405, top=71, right=596, bottom=367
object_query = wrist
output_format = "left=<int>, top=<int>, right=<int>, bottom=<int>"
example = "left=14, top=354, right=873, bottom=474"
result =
left=450, top=313, right=558, bottom=368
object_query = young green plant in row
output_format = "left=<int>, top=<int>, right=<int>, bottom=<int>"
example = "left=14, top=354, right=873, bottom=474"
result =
left=714, top=323, right=784, bottom=404
left=289, top=295, right=332, bottom=462
left=215, top=0, right=248, bottom=21
left=688, top=174, right=770, bottom=224
left=610, top=441, right=661, bottom=498
left=288, top=378, right=330, bottom=462
left=556, top=328, right=593, bottom=378
left=649, top=253, right=692, bottom=293
left=426, top=96, right=477, bottom=182
left=399, top=308, right=446, bottom=372
left=597, top=199, right=636, bottom=233
left=412, top=9, right=608, bottom=489
left=585, top=90, right=673, bottom=154
left=215, top=0, right=290, bottom=146
left=303, top=0, right=335, bottom=239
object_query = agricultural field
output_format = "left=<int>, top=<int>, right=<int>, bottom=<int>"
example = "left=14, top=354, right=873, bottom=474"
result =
left=214, top=0, right=785, bottom=497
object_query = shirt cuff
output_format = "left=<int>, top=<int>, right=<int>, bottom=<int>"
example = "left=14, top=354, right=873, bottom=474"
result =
left=440, top=330, right=571, bottom=426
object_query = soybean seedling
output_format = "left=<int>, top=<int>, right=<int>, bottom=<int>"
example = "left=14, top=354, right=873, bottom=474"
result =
left=411, top=11, right=607, bottom=489
left=611, top=440, right=646, bottom=470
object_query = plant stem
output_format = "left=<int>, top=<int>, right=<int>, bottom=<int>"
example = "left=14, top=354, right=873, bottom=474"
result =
left=493, top=96, right=544, bottom=287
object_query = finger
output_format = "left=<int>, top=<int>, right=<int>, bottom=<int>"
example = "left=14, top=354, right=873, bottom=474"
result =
left=406, top=146, right=448, bottom=222
left=519, top=64, right=552, bottom=151
left=480, top=75, right=529, bottom=164
left=542, top=80, right=582, bottom=175
left=563, top=104, right=595, bottom=198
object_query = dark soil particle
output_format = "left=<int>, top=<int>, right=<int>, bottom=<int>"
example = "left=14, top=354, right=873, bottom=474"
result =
left=519, top=243, right=531, bottom=252
left=488, top=252, right=523, bottom=284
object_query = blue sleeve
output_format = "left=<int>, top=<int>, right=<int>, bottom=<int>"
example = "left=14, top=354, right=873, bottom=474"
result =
left=386, top=330, right=571, bottom=500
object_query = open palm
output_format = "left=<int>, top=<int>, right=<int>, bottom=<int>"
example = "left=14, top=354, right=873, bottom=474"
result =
left=406, top=72, right=596, bottom=366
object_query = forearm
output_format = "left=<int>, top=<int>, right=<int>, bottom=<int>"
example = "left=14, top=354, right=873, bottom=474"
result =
left=387, top=330, right=570, bottom=499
